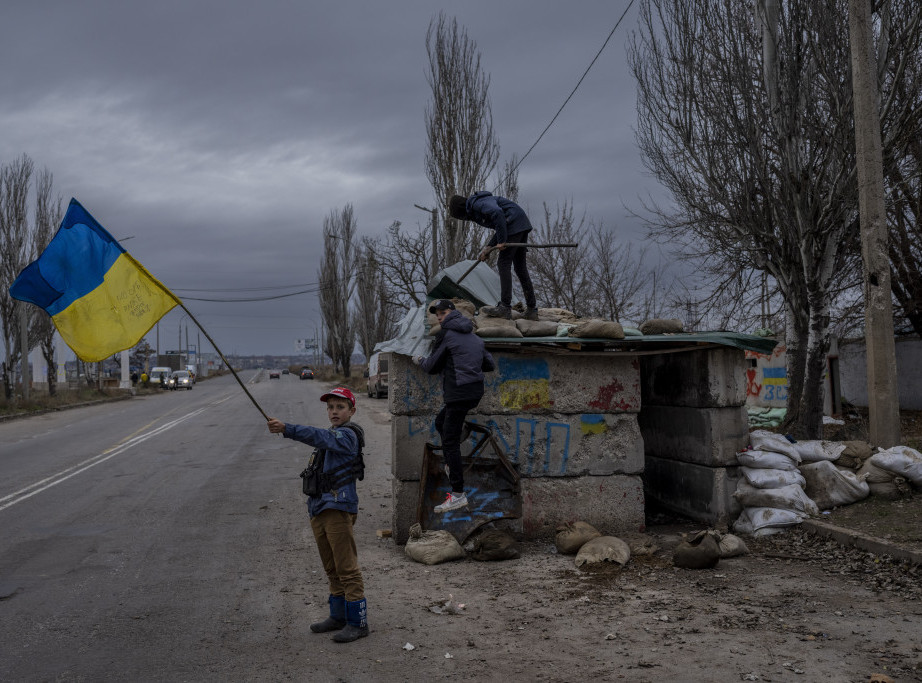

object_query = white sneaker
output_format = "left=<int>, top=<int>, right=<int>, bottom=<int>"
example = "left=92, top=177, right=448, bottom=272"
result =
left=434, top=492, right=468, bottom=513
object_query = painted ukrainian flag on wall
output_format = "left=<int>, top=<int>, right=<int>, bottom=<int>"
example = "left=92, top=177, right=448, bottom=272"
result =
left=10, top=199, right=179, bottom=362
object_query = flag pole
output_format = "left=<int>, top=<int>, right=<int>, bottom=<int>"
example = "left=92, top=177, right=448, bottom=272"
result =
left=178, top=302, right=269, bottom=421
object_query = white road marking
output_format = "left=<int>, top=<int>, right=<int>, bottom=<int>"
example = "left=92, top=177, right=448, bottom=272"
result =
left=0, top=394, right=236, bottom=513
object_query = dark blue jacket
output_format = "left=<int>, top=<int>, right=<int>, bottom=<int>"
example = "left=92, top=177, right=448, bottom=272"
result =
left=282, top=421, right=363, bottom=518
left=421, top=311, right=496, bottom=403
left=463, top=191, right=533, bottom=246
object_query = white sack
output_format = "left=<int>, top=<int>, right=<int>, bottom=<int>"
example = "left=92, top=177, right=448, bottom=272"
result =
left=791, top=440, right=846, bottom=463
left=736, top=449, right=800, bottom=471
left=870, top=446, right=922, bottom=488
left=732, top=507, right=806, bottom=536
left=733, top=481, right=818, bottom=516
left=799, top=460, right=870, bottom=510
left=740, top=466, right=806, bottom=489
left=749, top=430, right=801, bottom=462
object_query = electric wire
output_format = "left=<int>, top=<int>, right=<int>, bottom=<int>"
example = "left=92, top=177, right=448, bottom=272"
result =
left=494, top=0, right=637, bottom=192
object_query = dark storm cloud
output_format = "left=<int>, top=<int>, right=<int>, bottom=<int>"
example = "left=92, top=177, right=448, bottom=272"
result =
left=1, top=0, right=658, bottom=356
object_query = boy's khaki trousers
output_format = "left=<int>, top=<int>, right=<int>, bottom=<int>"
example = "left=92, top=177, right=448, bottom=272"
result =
left=310, top=509, right=365, bottom=602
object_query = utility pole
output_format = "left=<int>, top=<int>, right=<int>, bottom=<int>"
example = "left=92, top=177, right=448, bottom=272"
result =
left=848, top=0, right=901, bottom=447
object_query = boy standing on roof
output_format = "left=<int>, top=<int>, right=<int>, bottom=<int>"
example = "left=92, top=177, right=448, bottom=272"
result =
left=413, top=299, right=496, bottom=513
left=267, top=387, right=368, bottom=643
left=448, top=191, right=539, bottom=321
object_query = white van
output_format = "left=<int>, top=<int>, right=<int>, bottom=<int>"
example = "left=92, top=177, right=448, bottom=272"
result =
left=365, top=352, right=389, bottom=399
left=148, top=366, right=173, bottom=387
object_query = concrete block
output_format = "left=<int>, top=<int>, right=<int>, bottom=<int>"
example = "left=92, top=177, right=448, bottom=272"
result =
left=389, top=351, right=640, bottom=416
left=392, top=478, right=423, bottom=545
left=640, top=347, right=747, bottom=408
left=521, top=475, right=645, bottom=540
left=639, top=405, right=749, bottom=467
left=643, top=455, right=741, bottom=527
left=391, top=412, right=645, bottom=481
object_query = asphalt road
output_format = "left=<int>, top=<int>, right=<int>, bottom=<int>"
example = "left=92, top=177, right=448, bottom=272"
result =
left=0, top=371, right=392, bottom=682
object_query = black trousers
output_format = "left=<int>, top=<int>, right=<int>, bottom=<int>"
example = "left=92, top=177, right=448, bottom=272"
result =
left=496, top=231, right=536, bottom=308
left=435, top=398, right=481, bottom=493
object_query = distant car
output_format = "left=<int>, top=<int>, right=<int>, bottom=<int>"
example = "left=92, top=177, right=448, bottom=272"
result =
left=170, top=370, right=193, bottom=390
left=282, top=369, right=290, bottom=375
left=269, top=370, right=280, bottom=379
left=300, top=368, right=314, bottom=380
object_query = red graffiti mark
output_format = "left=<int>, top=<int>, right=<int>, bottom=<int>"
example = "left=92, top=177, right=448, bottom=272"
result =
left=589, top=379, right=637, bottom=411
left=746, top=368, right=762, bottom=398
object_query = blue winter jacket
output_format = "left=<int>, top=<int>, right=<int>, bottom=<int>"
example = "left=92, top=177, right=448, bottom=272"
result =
left=463, top=191, right=533, bottom=246
left=282, top=421, right=363, bottom=518
left=421, top=311, right=496, bottom=403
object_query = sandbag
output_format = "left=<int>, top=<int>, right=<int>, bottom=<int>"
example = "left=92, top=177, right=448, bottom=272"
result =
left=475, top=319, right=523, bottom=338
left=555, top=521, right=602, bottom=555
left=870, top=446, right=922, bottom=487
left=857, top=459, right=903, bottom=499
left=734, top=481, right=818, bottom=515
left=639, top=318, right=684, bottom=335
left=732, top=507, right=806, bottom=536
left=740, top=466, right=806, bottom=489
left=537, top=307, right=580, bottom=323
left=515, top=319, right=560, bottom=337
left=736, top=449, right=799, bottom=471
left=404, top=523, right=466, bottom=565
left=749, top=430, right=801, bottom=462
left=791, top=440, right=846, bottom=463
left=713, top=532, right=749, bottom=558
left=555, top=323, right=576, bottom=337
left=569, top=319, right=625, bottom=340
left=469, top=528, right=520, bottom=562
left=574, top=536, right=631, bottom=568
left=841, top=440, right=873, bottom=461
left=799, top=460, right=870, bottom=510
left=673, top=530, right=719, bottom=569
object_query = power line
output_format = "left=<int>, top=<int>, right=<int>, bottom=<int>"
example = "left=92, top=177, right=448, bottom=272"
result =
left=495, top=0, right=637, bottom=191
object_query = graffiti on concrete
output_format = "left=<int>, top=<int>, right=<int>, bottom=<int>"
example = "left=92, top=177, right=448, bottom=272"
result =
left=745, top=344, right=788, bottom=404
left=468, top=415, right=572, bottom=476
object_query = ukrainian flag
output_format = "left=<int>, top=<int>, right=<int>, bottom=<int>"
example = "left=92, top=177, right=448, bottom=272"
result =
left=10, top=199, right=179, bottom=362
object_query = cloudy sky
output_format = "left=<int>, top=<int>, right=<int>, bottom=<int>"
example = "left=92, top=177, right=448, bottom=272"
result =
left=1, top=0, right=665, bottom=359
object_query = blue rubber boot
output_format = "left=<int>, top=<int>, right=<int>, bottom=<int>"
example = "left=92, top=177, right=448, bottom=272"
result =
left=310, top=594, right=346, bottom=633
left=332, top=598, right=369, bottom=642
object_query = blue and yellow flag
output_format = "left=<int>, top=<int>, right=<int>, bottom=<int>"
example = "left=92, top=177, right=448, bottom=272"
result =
left=10, top=198, right=180, bottom=362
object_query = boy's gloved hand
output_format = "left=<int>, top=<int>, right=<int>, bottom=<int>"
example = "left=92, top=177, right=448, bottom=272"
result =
left=412, top=355, right=423, bottom=366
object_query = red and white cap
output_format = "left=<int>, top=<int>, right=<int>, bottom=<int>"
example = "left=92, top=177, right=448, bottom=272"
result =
left=320, top=386, right=356, bottom=407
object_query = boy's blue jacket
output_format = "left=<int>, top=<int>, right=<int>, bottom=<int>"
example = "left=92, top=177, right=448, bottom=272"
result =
left=420, top=311, right=496, bottom=402
left=282, top=421, right=363, bottom=518
left=464, top=191, right=533, bottom=246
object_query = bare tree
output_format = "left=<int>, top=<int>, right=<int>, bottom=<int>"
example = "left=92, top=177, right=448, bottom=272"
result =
left=317, top=205, right=358, bottom=376
left=375, top=221, right=437, bottom=308
left=0, top=154, right=34, bottom=399
left=589, top=223, right=650, bottom=323
left=352, top=238, right=398, bottom=361
left=425, top=12, right=500, bottom=265
left=629, top=0, right=922, bottom=438
left=529, top=201, right=595, bottom=316
left=31, top=168, right=64, bottom=395
left=494, top=155, right=520, bottom=203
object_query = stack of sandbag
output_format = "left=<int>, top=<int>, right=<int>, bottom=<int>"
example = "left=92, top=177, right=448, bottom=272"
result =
left=733, top=430, right=816, bottom=536
left=791, top=438, right=869, bottom=510
left=858, top=445, right=922, bottom=499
